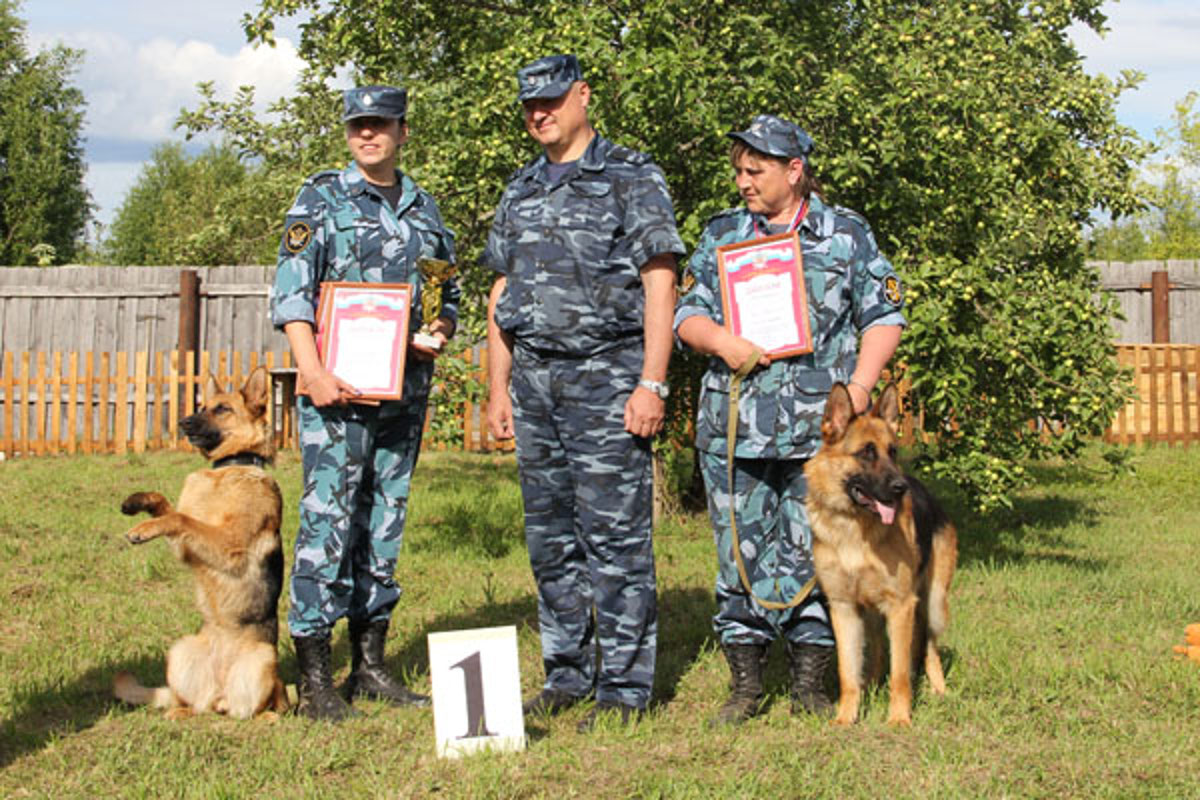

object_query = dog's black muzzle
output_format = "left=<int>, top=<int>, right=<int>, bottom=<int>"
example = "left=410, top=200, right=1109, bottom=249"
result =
left=845, top=471, right=908, bottom=523
left=181, top=412, right=224, bottom=453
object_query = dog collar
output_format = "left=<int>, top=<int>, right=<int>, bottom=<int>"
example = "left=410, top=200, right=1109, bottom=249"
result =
left=212, top=453, right=267, bottom=470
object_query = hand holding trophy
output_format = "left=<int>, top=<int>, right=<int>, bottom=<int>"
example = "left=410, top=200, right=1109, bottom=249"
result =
left=413, top=257, right=456, bottom=351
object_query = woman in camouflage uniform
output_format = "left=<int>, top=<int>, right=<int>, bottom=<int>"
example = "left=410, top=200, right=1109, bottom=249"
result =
left=676, top=115, right=905, bottom=725
left=272, top=85, right=458, bottom=721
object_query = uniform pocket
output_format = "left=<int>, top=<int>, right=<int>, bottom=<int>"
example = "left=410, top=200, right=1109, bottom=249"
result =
left=789, top=376, right=836, bottom=449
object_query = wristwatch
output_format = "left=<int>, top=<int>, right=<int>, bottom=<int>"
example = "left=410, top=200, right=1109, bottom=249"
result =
left=638, top=379, right=669, bottom=399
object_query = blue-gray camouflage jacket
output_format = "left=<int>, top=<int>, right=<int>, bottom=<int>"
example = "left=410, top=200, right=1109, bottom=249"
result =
left=674, top=195, right=905, bottom=460
left=483, top=133, right=685, bottom=357
left=272, top=161, right=459, bottom=404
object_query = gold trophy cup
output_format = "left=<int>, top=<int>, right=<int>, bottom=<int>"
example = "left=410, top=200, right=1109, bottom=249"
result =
left=413, top=257, right=456, bottom=351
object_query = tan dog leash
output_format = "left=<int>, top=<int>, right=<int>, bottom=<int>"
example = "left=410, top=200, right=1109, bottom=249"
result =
left=726, top=348, right=816, bottom=610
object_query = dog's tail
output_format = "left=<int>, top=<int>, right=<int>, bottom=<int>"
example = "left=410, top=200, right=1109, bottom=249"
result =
left=120, top=492, right=173, bottom=517
left=926, top=523, right=958, bottom=639
left=113, top=671, right=174, bottom=708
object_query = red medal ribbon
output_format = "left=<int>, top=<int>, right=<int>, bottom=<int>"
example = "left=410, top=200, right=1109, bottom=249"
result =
left=752, top=198, right=808, bottom=239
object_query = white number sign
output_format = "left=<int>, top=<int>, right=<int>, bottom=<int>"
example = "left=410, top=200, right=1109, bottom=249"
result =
left=427, top=625, right=525, bottom=758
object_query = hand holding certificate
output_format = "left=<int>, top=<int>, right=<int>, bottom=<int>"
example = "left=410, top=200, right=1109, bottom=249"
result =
left=310, top=282, right=413, bottom=401
left=717, top=232, right=813, bottom=359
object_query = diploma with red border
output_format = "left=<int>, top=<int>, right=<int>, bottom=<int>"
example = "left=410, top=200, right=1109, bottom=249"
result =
left=312, top=281, right=413, bottom=401
left=717, top=232, right=814, bottom=358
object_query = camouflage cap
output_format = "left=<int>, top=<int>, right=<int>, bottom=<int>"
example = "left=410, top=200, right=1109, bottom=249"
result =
left=727, top=114, right=815, bottom=162
left=342, top=85, right=408, bottom=121
left=516, top=54, right=582, bottom=102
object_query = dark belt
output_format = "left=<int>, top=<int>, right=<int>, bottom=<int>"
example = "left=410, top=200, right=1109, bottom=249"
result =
left=516, top=334, right=640, bottom=362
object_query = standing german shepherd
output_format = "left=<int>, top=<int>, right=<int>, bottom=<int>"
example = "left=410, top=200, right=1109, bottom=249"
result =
left=114, top=366, right=289, bottom=719
left=805, top=382, right=957, bottom=726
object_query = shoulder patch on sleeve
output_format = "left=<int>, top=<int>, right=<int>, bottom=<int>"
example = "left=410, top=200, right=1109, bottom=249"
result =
left=884, top=275, right=903, bottom=306
left=284, top=220, right=313, bottom=253
left=680, top=266, right=697, bottom=293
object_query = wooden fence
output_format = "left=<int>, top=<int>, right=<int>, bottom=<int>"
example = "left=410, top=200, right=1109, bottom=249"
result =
left=1106, top=344, right=1200, bottom=446
left=2, top=344, right=1197, bottom=458
left=0, top=266, right=287, bottom=357
left=0, top=349, right=514, bottom=459
left=1, top=262, right=1195, bottom=359
left=1095, top=261, right=1200, bottom=344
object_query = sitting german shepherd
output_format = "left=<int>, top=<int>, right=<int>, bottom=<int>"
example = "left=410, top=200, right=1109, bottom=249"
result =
left=805, top=382, right=957, bottom=726
left=114, top=366, right=289, bottom=719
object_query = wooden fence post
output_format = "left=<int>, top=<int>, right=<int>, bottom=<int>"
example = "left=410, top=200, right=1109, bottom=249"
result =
left=179, top=270, right=201, bottom=374
left=1151, top=270, right=1170, bottom=344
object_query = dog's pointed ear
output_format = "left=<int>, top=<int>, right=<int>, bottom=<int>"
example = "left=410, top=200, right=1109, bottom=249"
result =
left=241, top=366, right=269, bottom=419
left=203, top=373, right=221, bottom=403
left=822, top=383, right=855, bottom=443
left=875, top=382, right=901, bottom=435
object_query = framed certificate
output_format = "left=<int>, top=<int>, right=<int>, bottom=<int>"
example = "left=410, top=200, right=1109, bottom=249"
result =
left=717, top=232, right=813, bottom=358
left=312, top=281, right=413, bottom=401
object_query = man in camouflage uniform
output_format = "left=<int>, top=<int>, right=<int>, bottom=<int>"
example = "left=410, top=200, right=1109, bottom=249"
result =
left=675, top=114, right=905, bottom=724
left=272, top=85, right=459, bottom=721
left=484, top=54, right=684, bottom=731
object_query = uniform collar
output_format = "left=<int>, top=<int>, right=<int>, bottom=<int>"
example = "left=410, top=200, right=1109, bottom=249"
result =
left=342, top=161, right=418, bottom=211
left=746, top=193, right=829, bottom=238
left=522, top=132, right=610, bottom=184
left=576, top=132, right=608, bottom=172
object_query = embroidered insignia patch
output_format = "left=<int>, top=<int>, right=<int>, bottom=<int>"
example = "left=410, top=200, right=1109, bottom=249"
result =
left=884, top=275, right=903, bottom=305
left=681, top=268, right=696, bottom=294
left=285, top=221, right=312, bottom=253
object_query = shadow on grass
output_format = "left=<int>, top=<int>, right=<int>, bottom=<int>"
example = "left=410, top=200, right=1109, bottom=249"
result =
left=0, top=652, right=162, bottom=770
left=373, top=585, right=716, bottom=713
left=654, top=587, right=718, bottom=706
left=920, top=468, right=1107, bottom=573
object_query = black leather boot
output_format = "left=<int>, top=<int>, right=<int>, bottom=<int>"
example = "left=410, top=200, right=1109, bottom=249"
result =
left=342, top=618, right=430, bottom=707
left=788, top=642, right=834, bottom=716
left=293, top=632, right=360, bottom=722
left=713, top=642, right=768, bottom=725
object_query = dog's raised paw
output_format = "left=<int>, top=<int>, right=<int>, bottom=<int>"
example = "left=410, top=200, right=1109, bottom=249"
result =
left=125, top=522, right=159, bottom=544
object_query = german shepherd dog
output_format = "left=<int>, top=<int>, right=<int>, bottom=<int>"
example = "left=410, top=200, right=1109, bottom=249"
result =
left=114, top=366, right=289, bottom=719
left=805, top=382, right=957, bottom=726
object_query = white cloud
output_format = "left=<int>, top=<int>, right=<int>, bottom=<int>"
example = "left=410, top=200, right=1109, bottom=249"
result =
left=1070, top=0, right=1200, bottom=138
left=30, top=29, right=304, bottom=145
left=26, top=24, right=304, bottom=227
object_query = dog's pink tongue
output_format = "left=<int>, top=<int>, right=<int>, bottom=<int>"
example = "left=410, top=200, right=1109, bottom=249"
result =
left=875, top=500, right=895, bottom=525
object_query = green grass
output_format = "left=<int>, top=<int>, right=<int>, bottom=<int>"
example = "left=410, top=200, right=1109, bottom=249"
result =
left=1, top=445, right=1198, bottom=798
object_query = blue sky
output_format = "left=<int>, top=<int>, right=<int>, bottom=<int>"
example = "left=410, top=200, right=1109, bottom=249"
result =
left=22, top=1, right=1200, bottom=238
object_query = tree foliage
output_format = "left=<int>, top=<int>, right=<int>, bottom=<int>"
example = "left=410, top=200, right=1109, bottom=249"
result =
left=1089, top=91, right=1200, bottom=261
left=188, top=0, right=1144, bottom=509
left=102, top=141, right=279, bottom=265
left=0, top=0, right=90, bottom=265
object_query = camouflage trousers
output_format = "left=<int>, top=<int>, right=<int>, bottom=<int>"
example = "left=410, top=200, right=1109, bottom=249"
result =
left=698, top=451, right=833, bottom=647
left=287, top=396, right=425, bottom=638
left=511, top=342, right=657, bottom=709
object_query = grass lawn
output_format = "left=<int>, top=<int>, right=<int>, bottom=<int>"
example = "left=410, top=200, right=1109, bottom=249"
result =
left=0, top=444, right=1198, bottom=798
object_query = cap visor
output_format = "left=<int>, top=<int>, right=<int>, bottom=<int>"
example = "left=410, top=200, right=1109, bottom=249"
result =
left=727, top=131, right=789, bottom=159
left=342, top=111, right=404, bottom=122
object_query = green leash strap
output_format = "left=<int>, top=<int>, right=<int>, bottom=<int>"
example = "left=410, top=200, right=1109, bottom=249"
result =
left=725, top=348, right=817, bottom=611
